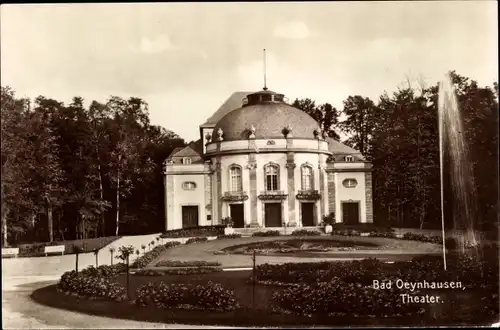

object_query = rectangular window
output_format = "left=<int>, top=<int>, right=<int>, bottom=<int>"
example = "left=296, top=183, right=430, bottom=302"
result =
left=301, top=166, right=312, bottom=190
left=230, top=166, right=242, bottom=192
left=265, top=165, right=279, bottom=191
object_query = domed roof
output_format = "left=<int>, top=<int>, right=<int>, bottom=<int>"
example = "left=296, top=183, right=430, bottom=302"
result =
left=213, top=89, right=321, bottom=141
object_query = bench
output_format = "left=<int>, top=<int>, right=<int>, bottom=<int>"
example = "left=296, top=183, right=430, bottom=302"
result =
left=2, top=248, right=19, bottom=258
left=44, top=245, right=65, bottom=256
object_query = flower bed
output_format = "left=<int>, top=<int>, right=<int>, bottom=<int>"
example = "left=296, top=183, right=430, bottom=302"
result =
left=291, top=229, right=321, bottom=236
left=133, top=267, right=223, bottom=276
left=57, top=270, right=126, bottom=301
left=254, top=248, right=498, bottom=290
left=331, top=223, right=395, bottom=233
left=252, top=230, right=281, bottom=237
left=134, top=281, right=238, bottom=312
left=185, top=237, right=208, bottom=244
left=79, top=263, right=127, bottom=278
left=217, top=233, right=242, bottom=239
left=273, top=280, right=423, bottom=317
left=367, top=231, right=397, bottom=238
left=160, top=225, right=225, bottom=239
left=131, top=241, right=181, bottom=269
left=155, top=260, right=221, bottom=267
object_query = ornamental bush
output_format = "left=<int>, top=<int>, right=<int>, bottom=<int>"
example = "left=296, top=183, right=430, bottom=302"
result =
left=273, top=279, right=424, bottom=317
left=368, top=231, right=397, bottom=238
left=133, top=266, right=223, bottom=276
left=57, top=270, right=126, bottom=301
left=160, top=225, right=225, bottom=238
left=291, top=229, right=321, bottom=236
left=132, top=241, right=181, bottom=269
left=79, top=264, right=127, bottom=278
left=252, top=230, right=281, bottom=237
left=217, top=233, right=242, bottom=239
left=185, top=237, right=208, bottom=244
left=134, top=281, right=238, bottom=312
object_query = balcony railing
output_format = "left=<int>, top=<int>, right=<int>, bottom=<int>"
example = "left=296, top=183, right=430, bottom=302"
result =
left=296, top=190, right=321, bottom=200
left=221, top=191, right=249, bottom=202
left=258, top=190, right=288, bottom=200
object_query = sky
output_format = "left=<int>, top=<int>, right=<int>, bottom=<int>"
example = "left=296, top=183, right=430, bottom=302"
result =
left=1, top=2, right=498, bottom=142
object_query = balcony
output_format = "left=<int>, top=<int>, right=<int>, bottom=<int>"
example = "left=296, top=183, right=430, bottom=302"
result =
left=258, top=190, right=288, bottom=201
left=296, top=190, right=321, bottom=200
left=221, top=191, right=249, bottom=202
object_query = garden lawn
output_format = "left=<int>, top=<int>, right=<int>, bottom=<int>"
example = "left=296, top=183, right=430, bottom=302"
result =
left=148, top=235, right=442, bottom=268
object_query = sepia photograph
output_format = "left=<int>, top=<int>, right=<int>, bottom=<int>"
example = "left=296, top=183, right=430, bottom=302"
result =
left=1, top=1, right=498, bottom=328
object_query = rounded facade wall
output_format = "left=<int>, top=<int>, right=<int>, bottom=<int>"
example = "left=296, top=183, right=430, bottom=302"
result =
left=212, top=151, right=324, bottom=227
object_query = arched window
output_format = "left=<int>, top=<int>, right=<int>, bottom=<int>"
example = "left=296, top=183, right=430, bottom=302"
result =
left=265, top=163, right=279, bottom=191
left=229, top=165, right=242, bottom=192
left=301, top=165, right=313, bottom=190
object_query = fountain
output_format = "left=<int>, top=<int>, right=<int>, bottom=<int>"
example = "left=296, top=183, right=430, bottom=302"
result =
left=438, top=71, right=480, bottom=267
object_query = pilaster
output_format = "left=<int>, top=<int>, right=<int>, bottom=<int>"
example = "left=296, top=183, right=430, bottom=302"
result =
left=286, top=152, right=297, bottom=227
left=247, top=153, right=259, bottom=227
left=365, top=172, right=373, bottom=223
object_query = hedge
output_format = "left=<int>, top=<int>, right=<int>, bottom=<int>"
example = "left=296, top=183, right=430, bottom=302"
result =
left=217, top=233, right=242, bottom=239
left=134, top=281, right=238, bottom=312
left=131, top=241, right=181, bottom=269
left=160, top=225, right=225, bottom=238
left=185, top=237, right=208, bottom=244
left=291, top=229, right=321, bottom=236
left=155, top=260, right=221, bottom=267
left=133, top=267, right=223, bottom=276
left=252, top=230, right=281, bottom=237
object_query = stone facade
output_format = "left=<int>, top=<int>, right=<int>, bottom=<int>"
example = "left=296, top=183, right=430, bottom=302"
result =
left=163, top=89, right=373, bottom=230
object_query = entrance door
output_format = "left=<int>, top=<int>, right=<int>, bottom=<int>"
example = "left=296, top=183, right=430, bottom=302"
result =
left=230, top=204, right=245, bottom=228
left=301, top=203, right=315, bottom=227
left=342, top=202, right=360, bottom=224
left=182, top=206, right=199, bottom=228
left=264, top=203, right=282, bottom=227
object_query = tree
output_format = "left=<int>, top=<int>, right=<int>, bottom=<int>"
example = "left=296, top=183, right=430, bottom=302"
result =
left=339, top=95, right=377, bottom=159
left=292, top=98, right=341, bottom=139
left=26, top=98, right=68, bottom=242
left=1, top=87, right=31, bottom=246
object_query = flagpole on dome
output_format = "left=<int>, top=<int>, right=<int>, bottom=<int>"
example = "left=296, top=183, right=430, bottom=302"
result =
left=263, top=48, right=268, bottom=91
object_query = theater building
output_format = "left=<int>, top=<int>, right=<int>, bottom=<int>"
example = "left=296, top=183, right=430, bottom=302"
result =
left=163, top=88, right=373, bottom=230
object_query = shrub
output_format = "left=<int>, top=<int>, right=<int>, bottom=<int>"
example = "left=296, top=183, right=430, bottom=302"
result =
left=160, top=225, right=225, bottom=238
left=291, top=229, right=321, bottom=236
left=134, top=281, right=238, bottom=311
left=80, top=264, right=127, bottom=278
left=185, top=237, right=208, bottom=244
left=368, top=231, right=397, bottom=238
left=217, top=233, right=242, bottom=239
left=273, top=279, right=424, bottom=317
left=155, top=260, right=221, bottom=267
left=57, top=270, right=126, bottom=301
left=331, top=223, right=394, bottom=233
left=131, top=241, right=181, bottom=269
left=221, top=217, right=234, bottom=228
left=252, top=230, right=281, bottom=237
left=133, top=267, right=223, bottom=276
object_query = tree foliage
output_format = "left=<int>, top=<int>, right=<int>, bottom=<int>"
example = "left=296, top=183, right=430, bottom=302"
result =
left=1, top=87, right=185, bottom=246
